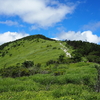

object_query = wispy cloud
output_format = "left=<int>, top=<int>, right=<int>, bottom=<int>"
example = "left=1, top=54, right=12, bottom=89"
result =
left=56, top=30, right=100, bottom=44
left=82, top=21, right=100, bottom=31
left=0, top=20, right=24, bottom=27
left=0, top=0, right=76, bottom=28
left=0, top=31, right=29, bottom=45
left=29, top=25, right=40, bottom=30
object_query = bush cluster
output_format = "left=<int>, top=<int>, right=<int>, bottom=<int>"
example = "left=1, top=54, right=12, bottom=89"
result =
left=0, top=61, right=42, bottom=78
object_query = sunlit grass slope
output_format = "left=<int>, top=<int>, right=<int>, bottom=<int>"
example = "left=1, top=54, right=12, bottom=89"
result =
left=0, top=35, right=65, bottom=68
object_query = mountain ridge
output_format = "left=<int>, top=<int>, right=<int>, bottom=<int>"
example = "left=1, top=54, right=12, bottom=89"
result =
left=0, top=34, right=66, bottom=68
left=0, top=34, right=100, bottom=69
left=0, top=34, right=55, bottom=49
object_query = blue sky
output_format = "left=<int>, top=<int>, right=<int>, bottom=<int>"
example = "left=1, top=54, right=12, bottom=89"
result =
left=0, top=0, right=100, bottom=45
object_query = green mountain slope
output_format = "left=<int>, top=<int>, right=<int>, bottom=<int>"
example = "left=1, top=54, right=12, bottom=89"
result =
left=0, top=34, right=68, bottom=68
left=0, top=34, right=100, bottom=100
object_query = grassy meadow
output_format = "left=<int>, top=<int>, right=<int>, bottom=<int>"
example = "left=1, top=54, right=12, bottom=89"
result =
left=0, top=62, right=100, bottom=100
left=0, top=37, right=64, bottom=68
left=0, top=35, right=100, bottom=100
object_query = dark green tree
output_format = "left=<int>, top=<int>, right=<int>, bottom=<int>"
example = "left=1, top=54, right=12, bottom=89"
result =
left=22, top=61, right=34, bottom=68
left=58, top=54, right=65, bottom=63
left=72, top=51, right=82, bottom=62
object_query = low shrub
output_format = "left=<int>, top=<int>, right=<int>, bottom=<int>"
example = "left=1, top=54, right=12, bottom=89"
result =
left=54, top=71, right=64, bottom=76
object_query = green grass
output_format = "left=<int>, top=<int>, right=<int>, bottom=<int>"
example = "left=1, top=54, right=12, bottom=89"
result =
left=0, top=35, right=100, bottom=100
left=0, top=62, right=99, bottom=100
left=0, top=38, right=65, bottom=68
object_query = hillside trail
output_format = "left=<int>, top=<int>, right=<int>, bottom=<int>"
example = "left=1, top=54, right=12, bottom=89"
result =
left=60, top=43, right=71, bottom=58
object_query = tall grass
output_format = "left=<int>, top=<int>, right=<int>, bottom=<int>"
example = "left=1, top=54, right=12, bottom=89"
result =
left=0, top=62, right=99, bottom=100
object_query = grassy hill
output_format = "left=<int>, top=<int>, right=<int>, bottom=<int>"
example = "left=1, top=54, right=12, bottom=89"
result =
left=0, top=34, right=66, bottom=68
left=0, top=34, right=100, bottom=100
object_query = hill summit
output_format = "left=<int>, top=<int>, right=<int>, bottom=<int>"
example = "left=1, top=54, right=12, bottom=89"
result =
left=0, top=34, right=66, bottom=68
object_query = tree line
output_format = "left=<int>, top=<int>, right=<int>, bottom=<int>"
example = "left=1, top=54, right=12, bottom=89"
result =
left=65, top=40, right=100, bottom=63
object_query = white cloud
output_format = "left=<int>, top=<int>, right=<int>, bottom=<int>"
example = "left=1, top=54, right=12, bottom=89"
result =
left=0, top=20, right=18, bottom=26
left=0, top=20, right=24, bottom=27
left=82, top=22, right=100, bottom=31
left=51, top=38, right=59, bottom=40
left=0, top=31, right=29, bottom=45
left=30, top=25, right=40, bottom=30
left=0, top=0, right=76, bottom=27
left=56, top=30, right=100, bottom=44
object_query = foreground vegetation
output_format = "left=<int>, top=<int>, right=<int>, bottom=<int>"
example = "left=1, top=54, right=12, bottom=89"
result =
left=0, top=35, right=100, bottom=100
left=0, top=62, right=100, bottom=100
